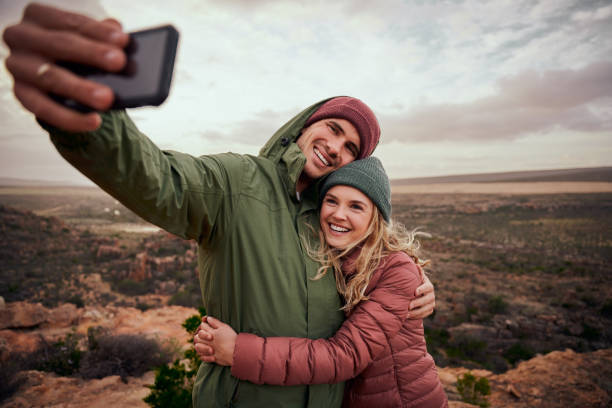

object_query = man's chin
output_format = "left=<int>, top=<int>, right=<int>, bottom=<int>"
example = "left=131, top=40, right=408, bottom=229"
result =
left=304, top=166, right=331, bottom=181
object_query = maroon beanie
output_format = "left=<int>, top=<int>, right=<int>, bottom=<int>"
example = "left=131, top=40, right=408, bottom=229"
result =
left=304, top=96, right=380, bottom=159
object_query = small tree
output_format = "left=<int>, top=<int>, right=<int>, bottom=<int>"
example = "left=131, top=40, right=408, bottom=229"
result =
left=32, top=330, right=83, bottom=376
left=456, top=371, right=491, bottom=408
left=144, top=308, right=205, bottom=408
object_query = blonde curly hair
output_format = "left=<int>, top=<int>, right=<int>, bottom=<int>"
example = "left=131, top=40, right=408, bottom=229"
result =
left=308, top=207, right=429, bottom=313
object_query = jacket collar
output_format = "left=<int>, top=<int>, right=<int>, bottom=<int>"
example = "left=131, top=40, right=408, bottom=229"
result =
left=341, top=246, right=362, bottom=276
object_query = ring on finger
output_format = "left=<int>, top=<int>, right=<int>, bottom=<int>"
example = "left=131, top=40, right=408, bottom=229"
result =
left=36, top=62, right=51, bottom=77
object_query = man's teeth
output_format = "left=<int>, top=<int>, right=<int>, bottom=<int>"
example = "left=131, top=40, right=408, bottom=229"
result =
left=314, top=148, right=330, bottom=166
left=330, top=224, right=349, bottom=232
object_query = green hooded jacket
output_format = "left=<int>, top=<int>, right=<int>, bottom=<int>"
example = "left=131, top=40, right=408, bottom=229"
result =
left=43, top=99, right=345, bottom=407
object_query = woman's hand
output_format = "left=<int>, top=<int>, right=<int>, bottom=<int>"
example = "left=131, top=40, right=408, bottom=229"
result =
left=408, top=275, right=436, bottom=319
left=194, top=316, right=237, bottom=366
left=3, top=3, right=129, bottom=131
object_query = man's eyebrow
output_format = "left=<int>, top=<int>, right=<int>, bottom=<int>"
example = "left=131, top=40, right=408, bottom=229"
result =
left=329, top=120, right=345, bottom=135
left=329, top=120, right=359, bottom=155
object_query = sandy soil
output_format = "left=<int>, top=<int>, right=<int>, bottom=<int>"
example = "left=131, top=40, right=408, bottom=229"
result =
left=392, top=181, right=612, bottom=194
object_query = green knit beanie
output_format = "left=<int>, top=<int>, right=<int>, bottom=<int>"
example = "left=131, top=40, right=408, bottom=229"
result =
left=319, top=156, right=391, bottom=222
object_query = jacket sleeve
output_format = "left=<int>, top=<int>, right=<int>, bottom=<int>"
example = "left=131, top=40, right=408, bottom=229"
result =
left=231, top=253, right=423, bottom=385
left=41, top=110, right=241, bottom=243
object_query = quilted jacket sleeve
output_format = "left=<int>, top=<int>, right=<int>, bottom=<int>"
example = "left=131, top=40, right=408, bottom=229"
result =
left=231, top=252, right=423, bottom=385
left=42, top=110, right=242, bottom=244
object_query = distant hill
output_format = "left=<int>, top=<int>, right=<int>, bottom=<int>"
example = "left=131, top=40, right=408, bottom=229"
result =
left=3, top=167, right=611, bottom=188
left=391, top=166, right=612, bottom=185
left=0, top=177, right=92, bottom=187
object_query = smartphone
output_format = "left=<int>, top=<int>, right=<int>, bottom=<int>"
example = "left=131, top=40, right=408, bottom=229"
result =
left=55, top=25, right=179, bottom=111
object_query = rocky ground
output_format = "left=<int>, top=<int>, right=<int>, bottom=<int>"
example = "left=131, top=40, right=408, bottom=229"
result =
left=0, top=301, right=196, bottom=354
left=1, top=185, right=611, bottom=407
left=0, top=300, right=197, bottom=407
left=392, top=192, right=612, bottom=374
left=1, top=300, right=611, bottom=407
left=3, top=371, right=156, bottom=408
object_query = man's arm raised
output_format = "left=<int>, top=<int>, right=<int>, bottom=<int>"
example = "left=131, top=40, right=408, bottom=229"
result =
left=4, top=4, right=242, bottom=243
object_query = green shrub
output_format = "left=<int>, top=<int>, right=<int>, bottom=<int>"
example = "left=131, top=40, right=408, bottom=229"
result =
left=0, top=357, right=26, bottom=403
left=487, top=295, right=508, bottom=315
left=66, top=294, right=85, bottom=308
left=503, top=342, right=535, bottom=365
left=456, top=371, right=490, bottom=407
left=600, top=299, right=612, bottom=318
left=116, top=279, right=150, bottom=296
left=424, top=326, right=451, bottom=366
left=22, top=327, right=171, bottom=383
left=168, top=288, right=201, bottom=309
left=425, top=327, right=450, bottom=348
left=136, top=302, right=153, bottom=311
left=447, top=335, right=488, bottom=363
left=465, top=305, right=478, bottom=321
left=144, top=308, right=205, bottom=408
left=30, top=331, right=83, bottom=376
left=581, top=323, right=601, bottom=341
left=80, top=327, right=172, bottom=381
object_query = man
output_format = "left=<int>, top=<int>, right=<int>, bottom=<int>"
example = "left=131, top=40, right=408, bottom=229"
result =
left=3, top=4, right=436, bottom=407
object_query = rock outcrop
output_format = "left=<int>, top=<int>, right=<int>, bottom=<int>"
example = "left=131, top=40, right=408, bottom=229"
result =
left=488, top=348, right=612, bottom=407
left=3, top=370, right=155, bottom=408
left=4, top=347, right=611, bottom=407
left=0, top=302, right=49, bottom=330
left=95, top=245, right=124, bottom=260
left=0, top=302, right=197, bottom=355
left=438, top=348, right=612, bottom=407
left=2, top=301, right=611, bottom=407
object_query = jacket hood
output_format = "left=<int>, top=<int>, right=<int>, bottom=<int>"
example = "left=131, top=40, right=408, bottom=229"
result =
left=258, top=97, right=334, bottom=197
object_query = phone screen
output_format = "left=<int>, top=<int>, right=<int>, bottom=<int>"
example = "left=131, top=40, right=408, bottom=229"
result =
left=57, top=25, right=179, bottom=110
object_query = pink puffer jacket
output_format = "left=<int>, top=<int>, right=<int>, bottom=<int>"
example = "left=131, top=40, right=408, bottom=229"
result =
left=231, top=251, right=448, bottom=408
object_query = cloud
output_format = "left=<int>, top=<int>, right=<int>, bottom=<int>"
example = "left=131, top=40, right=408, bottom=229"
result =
left=380, top=60, right=612, bottom=142
left=1, top=0, right=610, bottom=183
left=498, top=60, right=612, bottom=108
left=572, top=3, right=612, bottom=22
left=182, top=108, right=299, bottom=147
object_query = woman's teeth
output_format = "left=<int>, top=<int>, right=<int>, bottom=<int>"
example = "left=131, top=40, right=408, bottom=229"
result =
left=330, top=224, right=349, bottom=232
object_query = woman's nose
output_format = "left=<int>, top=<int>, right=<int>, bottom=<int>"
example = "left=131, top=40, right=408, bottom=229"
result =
left=332, top=205, right=347, bottom=219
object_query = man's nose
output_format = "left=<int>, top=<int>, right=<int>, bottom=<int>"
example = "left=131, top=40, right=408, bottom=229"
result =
left=327, top=139, right=342, bottom=158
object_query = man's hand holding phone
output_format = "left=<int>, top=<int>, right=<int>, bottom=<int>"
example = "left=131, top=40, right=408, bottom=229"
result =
left=3, top=3, right=129, bottom=132
left=4, top=3, right=178, bottom=133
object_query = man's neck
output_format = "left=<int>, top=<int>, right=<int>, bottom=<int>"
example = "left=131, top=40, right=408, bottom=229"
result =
left=296, top=174, right=311, bottom=194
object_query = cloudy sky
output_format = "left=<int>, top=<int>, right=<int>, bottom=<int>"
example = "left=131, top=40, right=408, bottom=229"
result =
left=1, top=0, right=611, bottom=184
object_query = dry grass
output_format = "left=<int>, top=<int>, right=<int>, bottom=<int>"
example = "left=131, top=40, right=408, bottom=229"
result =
left=392, top=182, right=612, bottom=194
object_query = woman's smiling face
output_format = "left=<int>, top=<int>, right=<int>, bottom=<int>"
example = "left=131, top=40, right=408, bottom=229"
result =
left=319, top=185, right=374, bottom=250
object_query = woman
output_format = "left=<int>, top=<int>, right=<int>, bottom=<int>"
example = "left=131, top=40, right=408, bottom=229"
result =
left=195, top=157, right=448, bottom=408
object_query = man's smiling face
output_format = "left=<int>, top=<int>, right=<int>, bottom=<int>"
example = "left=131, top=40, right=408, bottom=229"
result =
left=296, top=118, right=360, bottom=187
